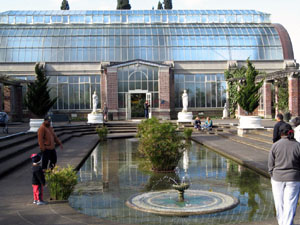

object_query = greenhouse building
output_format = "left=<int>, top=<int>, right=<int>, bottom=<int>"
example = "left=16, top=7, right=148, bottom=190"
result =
left=0, top=10, right=298, bottom=120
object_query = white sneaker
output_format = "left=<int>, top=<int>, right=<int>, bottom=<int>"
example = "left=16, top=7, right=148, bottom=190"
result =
left=33, top=200, right=37, bottom=204
left=37, top=200, right=48, bottom=205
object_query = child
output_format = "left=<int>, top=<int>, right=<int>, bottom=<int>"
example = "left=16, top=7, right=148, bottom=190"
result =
left=194, top=116, right=201, bottom=130
left=31, top=153, right=47, bottom=205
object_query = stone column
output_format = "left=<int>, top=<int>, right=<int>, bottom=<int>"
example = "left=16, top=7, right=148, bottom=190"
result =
left=288, top=74, right=300, bottom=117
left=159, top=67, right=171, bottom=120
left=263, top=81, right=272, bottom=119
left=106, top=67, right=118, bottom=120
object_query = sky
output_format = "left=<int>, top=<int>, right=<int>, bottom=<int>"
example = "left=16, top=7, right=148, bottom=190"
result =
left=0, top=0, right=299, bottom=63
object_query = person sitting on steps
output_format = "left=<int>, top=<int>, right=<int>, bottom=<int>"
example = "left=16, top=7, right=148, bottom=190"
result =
left=202, top=117, right=213, bottom=131
left=194, top=116, right=201, bottom=130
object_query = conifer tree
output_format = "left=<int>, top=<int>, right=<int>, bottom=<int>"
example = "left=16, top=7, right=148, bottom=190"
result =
left=117, top=0, right=131, bottom=10
left=24, top=63, right=57, bottom=118
left=236, top=60, right=264, bottom=114
left=61, top=0, right=70, bottom=10
left=164, top=0, right=172, bottom=9
left=157, top=1, right=163, bottom=9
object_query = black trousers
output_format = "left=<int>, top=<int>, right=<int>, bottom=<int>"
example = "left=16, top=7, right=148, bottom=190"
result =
left=41, top=149, right=57, bottom=170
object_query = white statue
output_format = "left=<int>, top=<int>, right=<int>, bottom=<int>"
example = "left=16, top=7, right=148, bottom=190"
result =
left=182, top=90, right=188, bottom=112
left=92, top=91, right=98, bottom=113
left=223, top=103, right=229, bottom=119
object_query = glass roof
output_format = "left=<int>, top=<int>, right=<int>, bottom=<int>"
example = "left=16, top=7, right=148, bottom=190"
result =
left=0, top=10, right=271, bottom=25
left=0, top=23, right=283, bottom=63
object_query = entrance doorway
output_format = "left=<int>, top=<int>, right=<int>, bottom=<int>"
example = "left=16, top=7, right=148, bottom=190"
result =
left=126, top=92, right=151, bottom=120
left=130, top=93, right=146, bottom=118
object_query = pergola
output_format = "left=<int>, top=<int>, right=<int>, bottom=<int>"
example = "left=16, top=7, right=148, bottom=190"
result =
left=227, top=68, right=300, bottom=119
left=0, top=75, right=32, bottom=121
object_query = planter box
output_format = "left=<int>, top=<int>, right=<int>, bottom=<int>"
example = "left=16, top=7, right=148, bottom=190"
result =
left=28, top=118, right=44, bottom=132
left=237, top=116, right=264, bottom=137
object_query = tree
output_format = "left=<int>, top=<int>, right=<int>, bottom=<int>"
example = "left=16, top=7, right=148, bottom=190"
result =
left=225, top=59, right=264, bottom=115
left=164, top=0, right=172, bottom=9
left=24, top=63, right=57, bottom=118
left=225, top=66, right=246, bottom=116
left=236, top=60, right=264, bottom=114
left=157, top=1, right=163, bottom=9
left=61, top=0, right=70, bottom=10
left=117, top=0, right=131, bottom=10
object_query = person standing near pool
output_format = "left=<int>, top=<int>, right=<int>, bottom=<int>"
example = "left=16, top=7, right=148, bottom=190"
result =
left=268, top=123, right=300, bottom=225
left=38, top=116, right=63, bottom=170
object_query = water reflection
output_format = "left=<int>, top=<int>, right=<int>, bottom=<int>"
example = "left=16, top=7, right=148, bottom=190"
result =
left=69, top=138, right=275, bottom=225
left=226, top=163, right=267, bottom=221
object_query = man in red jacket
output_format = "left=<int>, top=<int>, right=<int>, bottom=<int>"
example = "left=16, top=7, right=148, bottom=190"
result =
left=38, top=116, right=63, bottom=170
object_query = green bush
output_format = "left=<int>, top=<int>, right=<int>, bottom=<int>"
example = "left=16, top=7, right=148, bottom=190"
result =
left=45, top=165, right=77, bottom=200
left=183, top=128, right=193, bottom=140
left=137, top=117, right=185, bottom=171
left=96, top=126, right=108, bottom=141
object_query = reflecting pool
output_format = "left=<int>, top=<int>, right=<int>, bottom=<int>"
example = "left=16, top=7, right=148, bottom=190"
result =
left=69, top=138, right=275, bottom=225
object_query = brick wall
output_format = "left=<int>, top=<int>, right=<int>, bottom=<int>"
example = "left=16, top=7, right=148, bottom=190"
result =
left=263, top=81, right=272, bottom=119
left=106, top=68, right=118, bottom=120
left=159, top=68, right=171, bottom=119
left=289, top=76, right=300, bottom=117
left=4, top=85, right=11, bottom=113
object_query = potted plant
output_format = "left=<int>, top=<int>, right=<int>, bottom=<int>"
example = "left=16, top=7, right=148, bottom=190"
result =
left=45, top=165, right=77, bottom=200
left=226, top=60, right=264, bottom=129
left=24, top=63, right=57, bottom=132
left=137, top=117, right=185, bottom=172
left=96, top=125, right=108, bottom=141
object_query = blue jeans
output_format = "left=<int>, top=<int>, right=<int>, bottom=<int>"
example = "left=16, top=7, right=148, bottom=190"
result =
left=271, top=178, right=300, bottom=225
left=144, top=110, right=149, bottom=119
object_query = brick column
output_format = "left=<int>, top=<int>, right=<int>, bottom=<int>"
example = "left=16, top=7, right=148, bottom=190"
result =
left=289, top=75, right=300, bottom=117
left=274, top=83, right=279, bottom=116
left=159, top=67, right=171, bottom=120
left=0, top=84, right=3, bottom=111
left=106, top=67, right=118, bottom=120
left=14, top=86, right=23, bottom=121
left=263, top=81, right=272, bottom=119
left=4, top=85, right=11, bottom=113
left=100, top=70, right=107, bottom=109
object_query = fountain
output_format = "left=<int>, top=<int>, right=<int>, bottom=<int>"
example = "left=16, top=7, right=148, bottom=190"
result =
left=126, top=150, right=239, bottom=216
left=172, top=150, right=190, bottom=202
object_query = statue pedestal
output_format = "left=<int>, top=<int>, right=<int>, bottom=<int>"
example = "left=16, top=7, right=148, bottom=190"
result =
left=177, top=112, right=193, bottom=123
left=87, top=113, right=103, bottom=124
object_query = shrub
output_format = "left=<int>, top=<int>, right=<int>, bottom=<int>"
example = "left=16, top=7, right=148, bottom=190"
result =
left=183, top=128, right=193, bottom=140
left=96, top=126, right=108, bottom=141
left=45, top=165, right=77, bottom=200
left=137, top=117, right=185, bottom=171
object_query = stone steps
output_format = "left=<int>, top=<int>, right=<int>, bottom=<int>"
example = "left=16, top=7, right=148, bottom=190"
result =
left=217, top=132, right=272, bottom=152
left=0, top=125, right=97, bottom=179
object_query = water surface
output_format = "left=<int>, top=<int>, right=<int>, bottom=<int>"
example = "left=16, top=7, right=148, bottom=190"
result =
left=69, top=138, right=274, bottom=225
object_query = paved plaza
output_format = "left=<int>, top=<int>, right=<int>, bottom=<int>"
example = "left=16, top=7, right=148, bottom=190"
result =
left=1, top=119, right=300, bottom=225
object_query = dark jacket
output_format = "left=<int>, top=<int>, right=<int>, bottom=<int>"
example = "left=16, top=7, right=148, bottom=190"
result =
left=144, top=103, right=149, bottom=110
left=268, top=137, right=300, bottom=182
left=32, top=165, right=45, bottom=185
left=273, top=120, right=286, bottom=143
